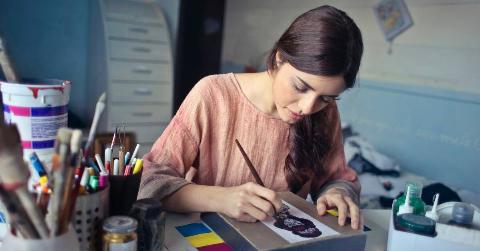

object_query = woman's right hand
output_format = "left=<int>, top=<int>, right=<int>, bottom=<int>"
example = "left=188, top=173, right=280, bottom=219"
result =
left=219, top=182, right=282, bottom=222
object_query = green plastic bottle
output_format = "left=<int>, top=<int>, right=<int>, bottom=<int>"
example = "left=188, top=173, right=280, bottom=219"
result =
left=393, top=181, right=426, bottom=216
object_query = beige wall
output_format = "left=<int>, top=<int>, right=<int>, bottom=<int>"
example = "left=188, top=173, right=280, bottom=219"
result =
left=222, top=0, right=480, bottom=94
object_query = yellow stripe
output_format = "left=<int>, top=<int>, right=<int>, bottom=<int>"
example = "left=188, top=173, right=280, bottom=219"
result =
left=185, top=232, right=224, bottom=247
left=326, top=209, right=339, bottom=217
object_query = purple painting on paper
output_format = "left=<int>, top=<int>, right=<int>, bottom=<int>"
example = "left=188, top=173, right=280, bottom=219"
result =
left=273, top=205, right=322, bottom=238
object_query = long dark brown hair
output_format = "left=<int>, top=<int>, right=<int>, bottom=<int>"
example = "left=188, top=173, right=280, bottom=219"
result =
left=266, top=5, right=363, bottom=193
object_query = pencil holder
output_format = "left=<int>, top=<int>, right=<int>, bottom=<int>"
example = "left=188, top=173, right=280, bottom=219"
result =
left=109, top=171, right=142, bottom=216
left=73, top=186, right=109, bottom=251
left=0, top=226, right=80, bottom=251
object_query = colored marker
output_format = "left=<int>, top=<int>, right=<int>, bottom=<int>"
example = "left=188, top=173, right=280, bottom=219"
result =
left=124, top=152, right=131, bottom=166
left=88, top=157, right=100, bottom=174
left=132, top=159, right=143, bottom=175
left=129, top=144, right=140, bottom=166
left=29, top=152, right=47, bottom=177
left=105, top=147, right=112, bottom=174
left=95, top=153, right=107, bottom=173
left=113, top=159, right=119, bottom=175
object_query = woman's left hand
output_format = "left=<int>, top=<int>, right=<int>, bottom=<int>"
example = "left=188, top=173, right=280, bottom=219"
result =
left=316, top=187, right=362, bottom=230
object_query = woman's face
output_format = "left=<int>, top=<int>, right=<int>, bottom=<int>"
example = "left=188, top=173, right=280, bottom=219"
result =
left=272, top=62, right=346, bottom=124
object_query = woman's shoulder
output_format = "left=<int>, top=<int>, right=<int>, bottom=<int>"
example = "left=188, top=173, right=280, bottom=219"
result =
left=188, top=73, right=241, bottom=105
left=193, top=73, right=238, bottom=94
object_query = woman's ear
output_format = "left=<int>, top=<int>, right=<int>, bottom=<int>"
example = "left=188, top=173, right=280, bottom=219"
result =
left=275, top=51, right=284, bottom=67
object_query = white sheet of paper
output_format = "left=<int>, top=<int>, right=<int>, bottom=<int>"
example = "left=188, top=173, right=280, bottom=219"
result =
left=262, top=201, right=339, bottom=243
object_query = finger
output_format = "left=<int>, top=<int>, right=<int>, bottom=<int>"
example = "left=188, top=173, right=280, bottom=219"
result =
left=359, top=213, right=365, bottom=231
left=242, top=201, right=269, bottom=221
left=344, top=196, right=360, bottom=229
left=247, top=183, right=282, bottom=211
left=316, top=196, right=329, bottom=215
left=185, top=167, right=197, bottom=181
left=237, top=213, right=257, bottom=223
left=248, top=194, right=275, bottom=217
left=330, top=196, right=348, bottom=226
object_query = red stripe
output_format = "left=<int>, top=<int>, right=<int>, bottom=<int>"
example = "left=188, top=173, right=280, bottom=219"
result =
left=22, top=141, right=33, bottom=149
left=8, top=106, right=31, bottom=116
left=198, top=243, right=233, bottom=251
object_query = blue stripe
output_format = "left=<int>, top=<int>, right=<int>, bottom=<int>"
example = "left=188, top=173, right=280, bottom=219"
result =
left=32, top=140, right=55, bottom=149
left=3, top=105, right=10, bottom=113
left=31, top=106, right=67, bottom=116
left=176, top=223, right=211, bottom=237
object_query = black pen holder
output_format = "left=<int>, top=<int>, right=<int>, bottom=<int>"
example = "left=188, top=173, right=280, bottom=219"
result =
left=108, top=171, right=142, bottom=216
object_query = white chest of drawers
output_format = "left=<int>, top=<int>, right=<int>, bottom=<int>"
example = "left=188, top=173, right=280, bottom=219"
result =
left=88, top=0, right=173, bottom=156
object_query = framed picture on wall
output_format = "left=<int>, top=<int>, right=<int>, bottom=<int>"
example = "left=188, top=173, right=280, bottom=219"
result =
left=373, top=0, right=413, bottom=42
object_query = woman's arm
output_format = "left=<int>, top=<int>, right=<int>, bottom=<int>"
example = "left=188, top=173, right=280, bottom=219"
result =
left=311, top=103, right=362, bottom=229
left=162, top=182, right=282, bottom=222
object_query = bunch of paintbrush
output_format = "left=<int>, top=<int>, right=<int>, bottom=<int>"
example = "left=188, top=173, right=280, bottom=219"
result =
left=0, top=122, right=86, bottom=238
left=47, top=128, right=83, bottom=235
left=0, top=123, right=49, bottom=238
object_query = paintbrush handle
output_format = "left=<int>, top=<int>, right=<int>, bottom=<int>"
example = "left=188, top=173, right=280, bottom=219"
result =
left=234, top=139, right=265, bottom=186
left=235, top=139, right=279, bottom=216
left=0, top=187, right=40, bottom=238
left=0, top=37, right=18, bottom=82
left=16, top=188, right=50, bottom=238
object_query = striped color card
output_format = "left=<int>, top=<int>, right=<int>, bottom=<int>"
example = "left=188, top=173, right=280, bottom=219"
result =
left=176, top=222, right=233, bottom=251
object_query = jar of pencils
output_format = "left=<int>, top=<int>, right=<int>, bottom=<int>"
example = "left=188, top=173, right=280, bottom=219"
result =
left=73, top=181, right=109, bottom=251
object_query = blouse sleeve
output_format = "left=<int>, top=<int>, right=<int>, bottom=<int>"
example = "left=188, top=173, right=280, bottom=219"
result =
left=310, top=102, right=361, bottom=204
left=137, top=77, right=212, bottom=201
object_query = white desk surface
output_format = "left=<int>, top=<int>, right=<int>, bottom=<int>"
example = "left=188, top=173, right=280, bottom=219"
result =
left=163, top=209, right=391, bottom=251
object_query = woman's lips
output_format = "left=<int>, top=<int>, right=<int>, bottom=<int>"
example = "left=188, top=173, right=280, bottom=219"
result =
left=288, top=110, right=303, bottom=120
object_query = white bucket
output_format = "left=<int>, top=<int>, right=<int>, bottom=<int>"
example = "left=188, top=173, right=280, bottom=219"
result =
left=0, top=79, right=71, bottom=167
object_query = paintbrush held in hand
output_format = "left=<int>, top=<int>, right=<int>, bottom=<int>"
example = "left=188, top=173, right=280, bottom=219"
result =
left=235, top=139, right=278, bottom=216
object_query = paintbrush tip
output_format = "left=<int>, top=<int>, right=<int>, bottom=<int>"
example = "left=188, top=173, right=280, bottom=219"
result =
left=57, top=128, right=73, bottom=144
left=70, top=129, right=82, bottom=153
left=98, top=92, right=106, bottom=103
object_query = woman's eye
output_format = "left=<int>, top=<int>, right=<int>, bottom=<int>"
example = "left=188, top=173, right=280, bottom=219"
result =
left=292, top=82, right=307, bottom=93
left=320, top=96, right=340, bottom=103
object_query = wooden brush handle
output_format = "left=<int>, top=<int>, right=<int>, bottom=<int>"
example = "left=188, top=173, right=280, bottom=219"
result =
left=0, top=37, right=19, bottom=82
left=235, top=139, right=265, bottom=187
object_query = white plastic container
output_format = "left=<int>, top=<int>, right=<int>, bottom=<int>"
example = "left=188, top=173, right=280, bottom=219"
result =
left=0, top=226, right=80, bottom=251
left=387, top=201, right=480, bottom=251
left=0, top=79, right=71, bottom=166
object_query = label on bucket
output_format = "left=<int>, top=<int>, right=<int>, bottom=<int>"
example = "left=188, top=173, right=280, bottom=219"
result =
left=3, top=104, right=68, bottom=148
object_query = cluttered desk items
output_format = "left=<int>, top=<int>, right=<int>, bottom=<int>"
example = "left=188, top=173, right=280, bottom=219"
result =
left=387, top=181, right=480, bottom=251
left=201, top=191, right=366, bottom=251
left=0, top=123, right=82, bottom=250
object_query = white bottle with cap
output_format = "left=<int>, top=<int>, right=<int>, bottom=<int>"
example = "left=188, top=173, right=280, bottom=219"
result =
left=425, top=193, right=439, bottom=221
left=398, top=185, right=414, bottom=215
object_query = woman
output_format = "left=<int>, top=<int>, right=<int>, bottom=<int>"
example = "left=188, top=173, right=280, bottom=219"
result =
left=138, top=5, right=364, bottom=229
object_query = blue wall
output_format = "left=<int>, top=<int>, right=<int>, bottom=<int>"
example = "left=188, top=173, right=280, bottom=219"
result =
left=0, top=0, right=180, bottom=126
left=0, top=0, right=89, bottom=125
left=338, top=79, right=480, bottom=193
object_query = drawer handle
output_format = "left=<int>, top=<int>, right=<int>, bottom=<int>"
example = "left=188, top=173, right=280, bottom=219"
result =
left=132, top=112, right=153, bottom=117
left=134, top=88, right=153, bottom=95
left=129, top=27, right=149, bottom=34
left=132, top=67, right=152, bottom=74
left=132, top=47, right=151, bottom=53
